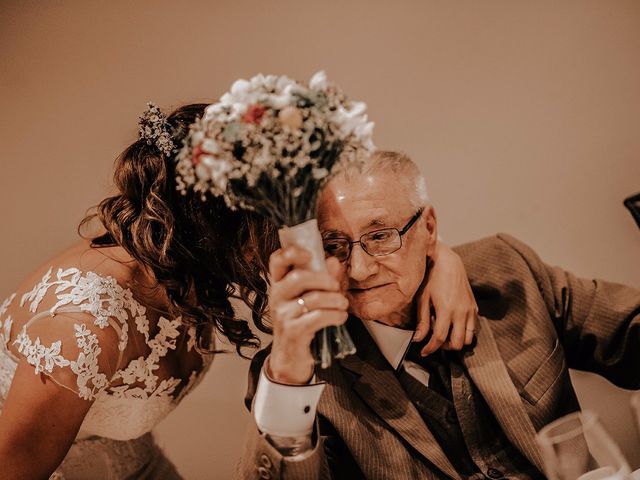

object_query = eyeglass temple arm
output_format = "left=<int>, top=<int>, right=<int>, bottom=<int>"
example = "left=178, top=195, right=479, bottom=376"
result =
left=399, top=208, right=425, bottom=235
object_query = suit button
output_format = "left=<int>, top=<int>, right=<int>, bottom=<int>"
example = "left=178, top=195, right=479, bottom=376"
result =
left=486, top=467, right=504, bottom=479
left=260, top=454, right=272, bottom=469
left=257, top=466, right=270, bottom=479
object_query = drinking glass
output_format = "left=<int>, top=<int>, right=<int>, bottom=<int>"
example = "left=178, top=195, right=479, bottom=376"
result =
left=536, top=410, right=631, bottom=480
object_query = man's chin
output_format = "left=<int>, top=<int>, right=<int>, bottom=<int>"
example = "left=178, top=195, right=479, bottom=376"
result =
left=349, top=306, right=392, bottom=324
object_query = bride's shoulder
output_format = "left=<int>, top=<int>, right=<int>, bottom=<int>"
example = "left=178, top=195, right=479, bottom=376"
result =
left=2, top=240, right=161, bottom=339
left=0, top=243, right=142, bottom=398
left=13, top=240, right=144, bottom=302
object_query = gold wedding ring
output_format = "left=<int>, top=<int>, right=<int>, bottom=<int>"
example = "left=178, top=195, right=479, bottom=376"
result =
left=297, top=296, right=310, bottom=314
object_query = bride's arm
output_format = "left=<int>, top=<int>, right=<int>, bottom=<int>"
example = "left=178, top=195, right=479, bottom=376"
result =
left=0, top=308, right=122, bottom=479
left=0, top=359, right=93, bottom=479
left=414, top=239, right=478, bottom=356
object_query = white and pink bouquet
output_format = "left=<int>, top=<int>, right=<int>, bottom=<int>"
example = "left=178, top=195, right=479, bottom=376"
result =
left=176, top=71, right=375, bottom=367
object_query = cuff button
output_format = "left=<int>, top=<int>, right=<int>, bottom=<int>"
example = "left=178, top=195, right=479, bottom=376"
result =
left=486, top=467, right=504, bottom=479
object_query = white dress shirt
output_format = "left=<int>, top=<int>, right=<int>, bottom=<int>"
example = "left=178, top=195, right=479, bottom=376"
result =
left=253, top=320, right=431, bottom=441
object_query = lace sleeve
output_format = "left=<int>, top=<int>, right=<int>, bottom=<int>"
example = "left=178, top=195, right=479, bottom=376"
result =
left=12, top=311, right=123, bottom=401
left=10, top=267, right=133, bottom=401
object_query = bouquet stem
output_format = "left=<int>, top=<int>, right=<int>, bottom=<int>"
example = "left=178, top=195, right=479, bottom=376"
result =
left=278, top=219, right=356, bottom=368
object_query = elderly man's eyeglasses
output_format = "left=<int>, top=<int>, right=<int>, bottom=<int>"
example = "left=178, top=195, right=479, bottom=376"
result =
left=323, top=208, right=424, bottom=262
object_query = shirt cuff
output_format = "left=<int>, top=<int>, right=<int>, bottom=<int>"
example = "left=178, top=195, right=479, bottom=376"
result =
left=253, top=360, right=326, bottom=438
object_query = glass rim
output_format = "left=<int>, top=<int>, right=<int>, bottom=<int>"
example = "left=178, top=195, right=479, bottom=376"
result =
left=536, top=410, right=599, bottom=445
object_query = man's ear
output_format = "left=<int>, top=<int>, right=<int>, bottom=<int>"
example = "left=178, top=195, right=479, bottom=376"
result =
left=423, top=205, right=438, bottom=257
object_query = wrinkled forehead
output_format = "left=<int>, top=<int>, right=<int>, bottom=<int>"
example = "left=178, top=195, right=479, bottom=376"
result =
left=317, top=170, right=415, bottom=237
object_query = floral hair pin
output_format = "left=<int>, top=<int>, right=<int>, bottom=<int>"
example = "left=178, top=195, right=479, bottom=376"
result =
left=138, top=102, right=174, bottom=156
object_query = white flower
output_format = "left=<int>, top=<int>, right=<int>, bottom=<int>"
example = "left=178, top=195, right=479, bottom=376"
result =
left=230, top=78, right=251, bottom=98
left=309, top=70, right=328, bottom=90
left=249, top=73, right=268, bottom=89
left=191, top=130, right=204, bottom=146
left=202, top=157, right=232, bottom=191
left=269, top=84, right=295, bottom=109
left=195, top=163, right=212, bottom=181
left=201, top=139, right=221, bottom=155
left=203, top=104, right=225, bottom=122
left=312, top=167, right=329, bottom=180
left=254, top=146, right=273, bottom=168
left=221, top=102, right=247, bottom=121
left=332, top=102, right=369, bottom=139
left=355, top=121, right=375, bottom=150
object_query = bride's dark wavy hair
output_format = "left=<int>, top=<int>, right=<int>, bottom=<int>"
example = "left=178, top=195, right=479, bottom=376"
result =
left=79, top=103, right=278, bottom=356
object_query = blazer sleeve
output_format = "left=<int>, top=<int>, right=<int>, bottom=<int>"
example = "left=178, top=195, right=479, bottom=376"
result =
left=497, top=233, right=640, bottom=389
left=238, top=346, right=333, bottom=480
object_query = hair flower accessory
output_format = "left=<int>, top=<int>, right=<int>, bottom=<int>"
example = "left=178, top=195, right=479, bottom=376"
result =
left=176, top=71, right=376, bottom=367
left=138, top=103, right=175, bottom=156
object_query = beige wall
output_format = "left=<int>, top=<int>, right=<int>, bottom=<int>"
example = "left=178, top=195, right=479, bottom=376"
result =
left=1, top=1, right=639, bottom=477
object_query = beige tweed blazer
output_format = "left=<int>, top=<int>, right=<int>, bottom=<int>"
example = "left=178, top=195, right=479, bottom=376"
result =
left=238, top=234, right=640, bottom=480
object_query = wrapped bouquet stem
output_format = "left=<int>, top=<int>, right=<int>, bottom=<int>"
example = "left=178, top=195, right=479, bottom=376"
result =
left=176, top=71, right=375, bottom=367
left=278, top=219, right=354, bottom=367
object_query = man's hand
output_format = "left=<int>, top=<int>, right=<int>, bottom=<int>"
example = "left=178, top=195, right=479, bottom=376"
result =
left=414, top=241, right=478, bottom=356
left=268, top=246, right=349, bottom=384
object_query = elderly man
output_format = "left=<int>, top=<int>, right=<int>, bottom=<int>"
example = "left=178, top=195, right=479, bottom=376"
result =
left=239, top=151, right=640, bottom=479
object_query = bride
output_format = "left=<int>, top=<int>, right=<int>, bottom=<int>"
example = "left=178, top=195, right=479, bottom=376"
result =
left=0, top=102, right=476, bottom=479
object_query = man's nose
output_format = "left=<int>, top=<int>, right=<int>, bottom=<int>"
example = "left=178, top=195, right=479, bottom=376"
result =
left=348, top=244, right=378, bottom=282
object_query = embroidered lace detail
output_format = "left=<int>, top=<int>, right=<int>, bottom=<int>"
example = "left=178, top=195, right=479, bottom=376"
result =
left=19, top=267, right=151, bottom=352
left=1, top=266, right=209, bottom=441
left=110, top=317, right=183, bottom=399
left=0, top=294, right=16, bottom=348
left=0, top=295, right=17, bottom=409
left=13, top=329, right=71, bottom=374
left=0, top=293, right=15, bottom=319
left=12, top=322, right=110, bottom=400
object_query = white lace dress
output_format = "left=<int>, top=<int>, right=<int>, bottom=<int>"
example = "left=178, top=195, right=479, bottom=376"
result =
left=0, top=267, right=212, bottom=479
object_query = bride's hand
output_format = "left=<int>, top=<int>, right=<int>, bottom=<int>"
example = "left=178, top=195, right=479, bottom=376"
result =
left=414, top=240, right=477, bottom=356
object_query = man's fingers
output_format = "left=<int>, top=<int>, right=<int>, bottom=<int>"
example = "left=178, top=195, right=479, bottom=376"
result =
left=269, top=246, right=313, bottom=282
left=301, top=291, right=349, bottom=312
left=273, top=291, right=348, bottom=332
left=274, top=269, right=340, bottom=300
left=301, top=309, right=349, bottom=330
left=281, top=309, right=348, bottom=341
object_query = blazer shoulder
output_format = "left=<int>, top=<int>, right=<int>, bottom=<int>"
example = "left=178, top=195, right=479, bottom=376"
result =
left=453, top=232, right=540, bottom=265
left=453, top=233, right=549, bottom=287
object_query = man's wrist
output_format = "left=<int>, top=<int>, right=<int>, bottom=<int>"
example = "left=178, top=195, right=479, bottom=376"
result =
left=268, top=349, right=315, bottom=385
left=253, top=360, right=325, bottom=438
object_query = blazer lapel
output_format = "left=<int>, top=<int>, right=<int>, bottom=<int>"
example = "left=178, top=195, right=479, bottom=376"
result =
left=338, top=319, right=458, bottom=479
left=461, top=315, right=544, bottom=471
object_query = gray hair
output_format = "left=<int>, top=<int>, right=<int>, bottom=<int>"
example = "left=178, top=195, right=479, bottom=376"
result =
left=361, top=150, right=430, bottom=208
